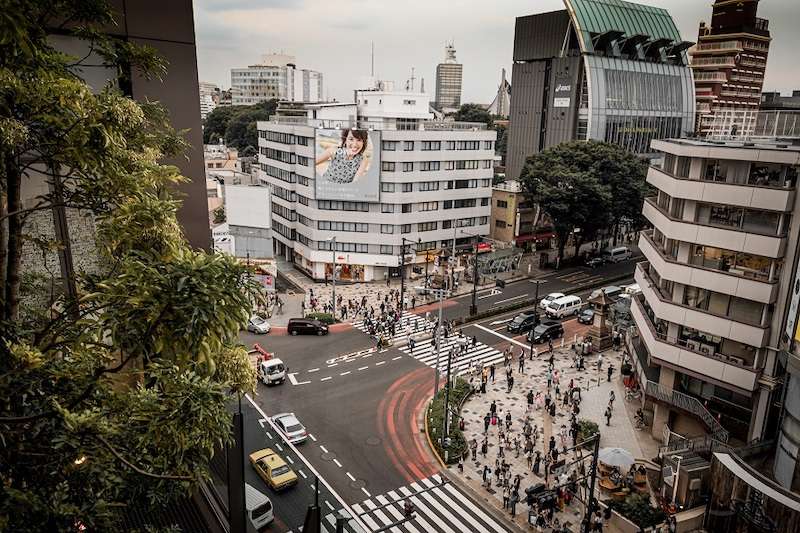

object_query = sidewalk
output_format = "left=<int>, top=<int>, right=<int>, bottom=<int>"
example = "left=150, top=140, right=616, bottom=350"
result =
left=448, top=344, right=660, bottom=532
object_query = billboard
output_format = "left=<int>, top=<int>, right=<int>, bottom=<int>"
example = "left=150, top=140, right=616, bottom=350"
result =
left=315, top=128, right=380, bottom=201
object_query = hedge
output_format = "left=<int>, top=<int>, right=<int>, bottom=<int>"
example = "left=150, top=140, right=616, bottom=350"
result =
left=304, top=312, right=336, bottom=324
left=577, top=419, right=600, bottom=448
left=607, top=493, right=666, bottom=529
left=427, top=378, right=471, bottom=464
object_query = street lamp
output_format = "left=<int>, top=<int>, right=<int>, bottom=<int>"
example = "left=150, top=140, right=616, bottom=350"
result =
left=327, top=236, right=337, bottom=320
left=529, top=279, right=544, bottom=358
left=400, top=237, right=408, bottom=311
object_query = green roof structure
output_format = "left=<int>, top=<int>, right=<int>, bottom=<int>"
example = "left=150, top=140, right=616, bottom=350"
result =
left=564, top=0, right=682, bottom=53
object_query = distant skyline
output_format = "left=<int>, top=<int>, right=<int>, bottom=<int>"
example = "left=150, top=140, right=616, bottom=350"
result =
left=194, top=0, right=799, bottom=104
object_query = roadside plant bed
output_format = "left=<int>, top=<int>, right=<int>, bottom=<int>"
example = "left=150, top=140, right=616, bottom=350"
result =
left=607, top=493, right=666, bottom=529
left=304, top=312, right=336, bottom=324
left=577, top=419, right=600, bottom=448
left=427, top=378, right=471, bottom=464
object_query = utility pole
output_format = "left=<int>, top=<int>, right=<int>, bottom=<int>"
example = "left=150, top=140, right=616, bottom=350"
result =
left=470, top=235, right=480, bottom=316
left=583, top=434, right=601, bottom=528
left=400, top=237, right=407, bottom=311
left=431, top=287, right=446, bottom=396
left=328, top=237, right=337, bottom=320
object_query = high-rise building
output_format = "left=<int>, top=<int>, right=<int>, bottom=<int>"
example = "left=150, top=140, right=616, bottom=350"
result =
left=691, top=0, right=771, bottom=138
left=258, top=86, right=495, bottom=282
left=434, top=42, right=463, bottom=112
left=505, top=0, right=695, bottom=180
left=231, top=53, right=323, bottom=105
left=198, top=81, right=219, bottom=119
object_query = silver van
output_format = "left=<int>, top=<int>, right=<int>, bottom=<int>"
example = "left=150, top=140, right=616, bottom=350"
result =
left=601, top=246, right=632, bottom=263
left=245, top=482, right=274, bottom=529
left=590, top=285, right=623, bottom=301
left=545, top=295, right=582, bottom=319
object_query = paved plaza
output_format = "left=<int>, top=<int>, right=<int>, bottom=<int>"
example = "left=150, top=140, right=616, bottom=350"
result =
left=450, top=344, right=661, bottom=531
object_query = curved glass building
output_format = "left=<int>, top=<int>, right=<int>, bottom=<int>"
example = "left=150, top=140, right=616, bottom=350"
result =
left=507, top=0, right=696, bottom=180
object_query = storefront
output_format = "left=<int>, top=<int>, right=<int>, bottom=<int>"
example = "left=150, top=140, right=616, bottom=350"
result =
left=324, top=262, right=366, bottom=282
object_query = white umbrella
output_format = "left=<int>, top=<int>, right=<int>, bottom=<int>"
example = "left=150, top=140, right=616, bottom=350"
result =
left=598, top=447, right=635, bottom=469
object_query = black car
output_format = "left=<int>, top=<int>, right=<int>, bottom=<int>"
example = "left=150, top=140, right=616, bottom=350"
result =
left=578, top=308, right=594, bottom=325
left=586, top=257, right=606, bottom=268
left=527, top=320, right=564, bottom=344
left=507, top=312, right=538, bottom=334
left=287, top=318, right=329, bottom=336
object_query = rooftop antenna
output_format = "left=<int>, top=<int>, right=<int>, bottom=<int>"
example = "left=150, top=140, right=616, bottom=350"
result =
left=420, top=76, right=425, bottom=94
left=410, top=67, right=416, bottom=92
left=371, top=41, right=374, bottom=77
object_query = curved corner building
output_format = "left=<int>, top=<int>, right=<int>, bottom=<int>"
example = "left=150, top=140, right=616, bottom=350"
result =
left=506, top=0, right=695, bottom=180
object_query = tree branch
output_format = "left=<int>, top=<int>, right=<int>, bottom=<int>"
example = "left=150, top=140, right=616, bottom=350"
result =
left=97, top=435, right=193, bottom=481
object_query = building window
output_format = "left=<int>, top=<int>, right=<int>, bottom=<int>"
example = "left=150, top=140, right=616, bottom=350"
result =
left=443, top=200, right=453, bottom=209
left=404, top=141, right=414, bottom=151
left=317, top=200, right=369, bottom=212
left=401, top=224, right=411, bottom=234
left=381, top=182, right=396, bottom=192
left=495, top=220, right=507, bottom=228
left=676, top=157, right=691, bottom=178
left=297, top=155, right=310, bottom=166
left=497, top=200, right=508, bottom=208
left=481, top=179, right=491, bottom=187
left=421, top=161, right=441, bottom=171
left=382, top=140, right=398, bottom=151
left=380, top=245, right=394, bottom=254
left=382, top=161, right=396, bottom=172
left=400, top=182, right=412, bottom=193
left=481, top=197, right=489, bottom=206
left=298, top=175, right=310, bottom=186
left=454, top=160, right=479, bottom=170
left=418, top=221, right=437, bottom=232
left=401, top=204, right=412, bottom=213
left=418, top=201, right=438, bottom=211
left=403, top=162, right=414, bottom=172
left=446, top=141, right=456, bottom=150
left=483, top=160, right=492, bottom=169
left=297, top=195, right=309, bottom=206
left=419, top=181, right=439, bottom=191
left=381, top=203, right=395, bottom=213
left=445, top=161, right=455, bottom=170
left=442, top=220, right=452, bottom=229
left=484, top=141, right=493, bottom=150
left=296, top=136, right=310, bottom=146
left=421, top=141, right=441, bottom=151
left=317, top=221, right=368, bottom=232
left=479, top=216, right=488, bottom=225
left=381, top=224, right=394, bottom=234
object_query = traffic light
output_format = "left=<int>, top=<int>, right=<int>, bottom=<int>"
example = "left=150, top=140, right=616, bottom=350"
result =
left=495, top=278, right=506, bottom=289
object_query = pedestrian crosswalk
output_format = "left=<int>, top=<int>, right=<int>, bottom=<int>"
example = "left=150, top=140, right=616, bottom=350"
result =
left=352, top=475, right=510, bottom=533
left=352, top=311, right=436, bottom=337
left=554, top=270, right=604, bottom=285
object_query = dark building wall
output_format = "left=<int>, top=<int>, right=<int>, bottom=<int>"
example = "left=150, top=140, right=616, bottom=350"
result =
left=513, top=10, right=572, bottom=61
left=111, top=0, right=211, bottom=250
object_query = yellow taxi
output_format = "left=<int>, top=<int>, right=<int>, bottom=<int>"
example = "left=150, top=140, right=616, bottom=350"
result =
left=249, top=448, right=298, bottom=491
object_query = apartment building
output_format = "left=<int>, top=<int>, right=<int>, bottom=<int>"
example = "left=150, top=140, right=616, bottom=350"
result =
left=231, top=53, right=323, bottom=105
left=434, top=42, right=462, bottom=112
left=691, top=0, right=771, bottom=138
left=489, top=181, right=542, bottom=251
left=198, top=81, right=219, bottom=119
left=629, top=136, right=800, bottom=448
left=257, top=88, right=495, bottom=282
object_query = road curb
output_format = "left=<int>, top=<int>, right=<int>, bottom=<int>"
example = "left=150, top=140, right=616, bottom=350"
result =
left=423, top=399, right=449, bottom=471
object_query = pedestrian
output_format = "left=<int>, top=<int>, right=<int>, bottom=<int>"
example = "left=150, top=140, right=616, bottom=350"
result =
left=481, top=438, right=488, bottom=457
left=518, top=354, right=525, bottom=373
left=484, top=413, right=491, bottom=433
left=490, top=400, right=497, bottom=416
left=457, top=457, right=463, bottom=473
left=471, top=438, right=478, bottom=461
left=608, top=390, right=615, bottom=409
left=597, top=353, right=604, bottom=372
left=505, top=410, right=512, bottom=430
left=527, top=390, right=534, bottom=412
left=507, top=374, right=515, bottom=393
left=472, top=335, right=478, bottom=347
left=509, top=491, right=518, bottom=517
left=532, top=346, right=538, bottom=359
left=605, top=406, right=612, bottom=426
left=490, top=363, right=495, bottom=383
left=411, top=295, right=416, bottom=309
left=502, top=486, right=510, bottom=509
left=550, top=402, right=556, bottom=418
left=549, top=436, right=556, bottom=453
left=607, top=364, right=614, bottom=382
left=482, top=465, right=489, bottom=484
left=548, top=338, right=553, bottom=354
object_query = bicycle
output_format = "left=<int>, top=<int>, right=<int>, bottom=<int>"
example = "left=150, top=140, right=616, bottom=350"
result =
left=625, top=387, right=642, bottom=402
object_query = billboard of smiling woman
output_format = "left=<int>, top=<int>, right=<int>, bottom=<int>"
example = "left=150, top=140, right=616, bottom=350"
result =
left=315, top=128, right=380, bottom=201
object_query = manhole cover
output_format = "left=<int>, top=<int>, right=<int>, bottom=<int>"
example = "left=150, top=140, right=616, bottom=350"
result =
left=320, top=452, right=336, bottom=461
left=366, top=437, right=381, bottom=446
left=350, top=479, right=366, bottom=489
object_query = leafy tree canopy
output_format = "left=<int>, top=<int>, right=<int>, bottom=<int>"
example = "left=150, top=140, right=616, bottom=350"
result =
left=0, top=1, right=260, bottom=530
left=453, top=103, right=492, bottom=126
left=519, top=140, right=647, bottom=260
left=203, top=99, right=277, bottom=151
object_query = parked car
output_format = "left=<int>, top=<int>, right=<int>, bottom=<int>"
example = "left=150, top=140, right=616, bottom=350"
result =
left=507, top=312, right=538, bottom=334
left=245, top=483, right=274, bottom=529
left=271, top=412, right=308, bottom=444
left=545, top=295, right=582, bottom=318
left=585, top=257, right=606, bottom=268
left=539, top=292, right=565, bottom=310
left=589, top=285, right=623, bottom=301
left=578, top=308, right=594, bottom=325
left=249, top=448, right=298, bottom=491
left=527, top=320, right=564, bottom=344
left=287, top=318, right=328, bottom=336
left=601, top=246, right=633, bottom=263
left=247, top=315, right=271, bottom=334
left=258, top=358, right=287, bottom=386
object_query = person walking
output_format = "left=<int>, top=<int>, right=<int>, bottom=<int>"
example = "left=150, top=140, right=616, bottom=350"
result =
left=484, top=413, right=491, bottom=434
left=509, top=491, right=518, bottom=517
left=597, top=352, right=604, bottom=372
left=548, top=338, right=554, bottom=354
left=608, top=390, right=615, bottom=410
left=507, top=374, right=515, bottom=393
left=527, top=389, right=534, bottom=412
left=607, top=364, right=614, bottom=382
left=518, top=354, right=525, bottom=373
left=502, top=486, right=510, bottom=509
left=489, top=363, right=496, bottom=383
left=471, top=438, right=478, bottom=461
left=490, top=400, right=497, bottom=417
left=482, top=465, right=490, bottom=484
left=605, top=406, right=612, bottom=426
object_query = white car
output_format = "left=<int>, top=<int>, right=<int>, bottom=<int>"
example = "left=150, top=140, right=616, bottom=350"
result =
left=247, top=315, right=271, bottom=334
left=271, top=413, right=307, bottom=444
left=539, top=292, right=565, bottom=310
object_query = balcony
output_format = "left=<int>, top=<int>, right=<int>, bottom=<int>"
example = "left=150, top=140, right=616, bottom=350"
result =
left=694, top=72, right=729, bottom=83
left=635, top=262, right=769, bottom=348
left=642, top=198, right=786, bottom=258
left=691, top=57, right=736, bottom=68
left=691, top=41, right=743, bottom=54
left=647, top=166, right=796, bottom=212
left=631, top=294, right=760, bottom=392
left=638, top=232, right=778, bottom=304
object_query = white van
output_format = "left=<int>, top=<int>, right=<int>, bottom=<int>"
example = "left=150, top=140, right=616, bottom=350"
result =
left=602, top=246, right=633, bottom=263
left=545, top=295, right=583, bottom=318
left=245, top=482, right=274, bottom=529
left=259, top=358, right=287, bottom=386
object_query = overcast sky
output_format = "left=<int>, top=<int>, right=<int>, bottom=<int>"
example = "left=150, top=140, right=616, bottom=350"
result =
left=194, top=0, right=799, bottom=104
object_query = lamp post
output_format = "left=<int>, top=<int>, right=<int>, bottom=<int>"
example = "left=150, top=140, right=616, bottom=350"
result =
left=470, top=235, right=480, bottom=316
left=400, top=237, right=407, bottom=311
left=327, top=236, right=337, bottom=320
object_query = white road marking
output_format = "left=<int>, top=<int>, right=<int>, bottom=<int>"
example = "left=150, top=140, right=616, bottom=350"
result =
left=320, top=376, right=332, bottom=382
left=340, top=371, right=351, bottom=376
left=477, top=288, right=502, bottom=300
left=298, top=469, right=307, bottom=479
left=333, top=459, right=343, bottom=468
left=391, top=356, right=402, bottom=360
left=376, top=361, right=386, bottom=366
left=490, top=317, right=513, bottom=325
left=308, top=368, right=320, bottom=373
left=472, top=323, right=532, bottom=350
left=325, top=500, right=334, bottom=511
left=491, top=293, right=528, bottom=306
left=258, top=418, right=267, bottom=428
left=363, top=353, right=374, bottom=358
left=285, top=455, right=294, bottom=464
left=361, top=487, right=372, bottom=498
left=358, top=366, right=369, bottom=371
left=275, top=443, right=283, bottom=452
left=288, top=373, right=311, bottom=386
left=320, top=445, right=329, bottom=454
left=308, top=434, right=317, bottom=442
left=327, top=363, right=338, bottom=367
left=266, top=431, right=273, bottom=439
left=346, top=472, right=356, bottom=481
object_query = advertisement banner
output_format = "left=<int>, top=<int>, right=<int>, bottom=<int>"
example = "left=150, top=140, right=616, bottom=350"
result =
left=315, top=128, right=380, bottom=201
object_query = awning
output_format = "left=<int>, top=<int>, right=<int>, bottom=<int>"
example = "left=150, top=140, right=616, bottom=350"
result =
left=515, top=231, right=555, bottom=244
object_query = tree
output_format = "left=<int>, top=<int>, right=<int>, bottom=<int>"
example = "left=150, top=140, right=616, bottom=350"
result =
left=519, top=141, right=612, bottom=262
left=203, top=99, right=278, bottom=151
left=608, top=493, right=666, bottom=528
left=202, top=105, right=236, bottom=145
left=519, top=141, right=647, bottom=262
left=213, top=205, right=226, bottom=224
left=0, top=2, right=260, bottom=530
left=495, top=123, right=508, bottom=163
left=453, top=103, right=492, bottom=126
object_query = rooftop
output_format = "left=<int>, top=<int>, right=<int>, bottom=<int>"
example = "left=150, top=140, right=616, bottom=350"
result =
left=263, top=117, right=488, bottom=131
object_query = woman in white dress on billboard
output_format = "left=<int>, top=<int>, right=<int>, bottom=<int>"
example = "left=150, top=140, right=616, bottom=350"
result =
left=315, top=129, right=370, bottom=183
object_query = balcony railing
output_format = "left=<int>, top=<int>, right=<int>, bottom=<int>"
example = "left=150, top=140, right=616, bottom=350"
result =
left=692, top=41, right=742, bottom=54
left=266, top=116, right=487, bottom=131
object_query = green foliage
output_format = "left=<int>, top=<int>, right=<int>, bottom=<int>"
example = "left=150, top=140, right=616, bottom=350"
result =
left=428, top=378, right=471, bottom=463
left=519, top=140, right=647, bottom=261
left=202, top=100, right=278, bottom=150
left=494, top=123, right=508, bottom=159
left=453, top=103, right=492, bottom=126
left=305, top=312, right=335, bottom=324
left=0, top=2, right=261, bottom=530
left=212, top=205, right=226, bottom=224
left=577, top=419, right=600, bottom=447
left=608, top=493, right=666, bottom=529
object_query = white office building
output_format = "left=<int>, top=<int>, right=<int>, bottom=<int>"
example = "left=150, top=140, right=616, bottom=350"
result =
left=257, top=86, right=496, bottom=282
left=629, top=133, right=800, bottom=446
left=198, top=81, right=219, bottom=119
left=231, top=53, right=323, bottom=106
